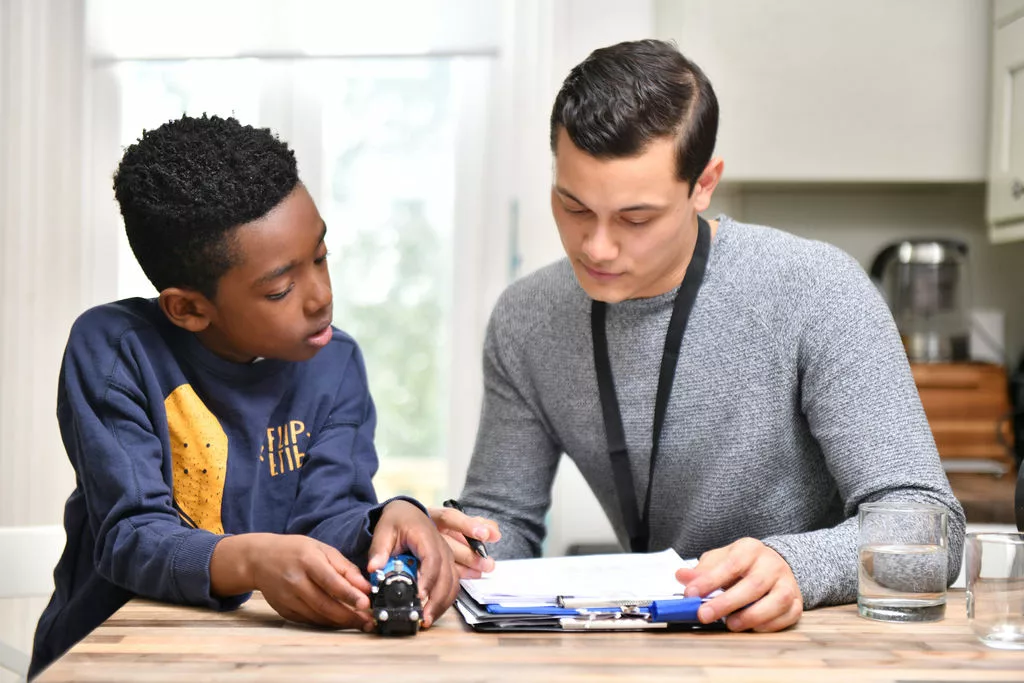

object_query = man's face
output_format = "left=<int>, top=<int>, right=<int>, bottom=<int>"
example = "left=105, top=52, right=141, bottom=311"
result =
left=197, top=184, right=335, bottom=363
left=551, top=129, right=712, bottom=303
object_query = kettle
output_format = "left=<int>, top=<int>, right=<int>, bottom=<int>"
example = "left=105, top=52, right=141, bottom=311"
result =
left=869, top=239, right=971, bottom=363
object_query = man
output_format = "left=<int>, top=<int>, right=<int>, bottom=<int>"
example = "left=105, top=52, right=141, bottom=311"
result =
left=434, top=39, right=964, bottom=632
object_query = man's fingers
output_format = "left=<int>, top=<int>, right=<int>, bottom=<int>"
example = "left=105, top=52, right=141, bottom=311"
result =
left=751, top=599, right=803, bottom=633
left=430, top=508, right=501, bottom=543
left=696, top=570, right=771, bottom=624
left=441, top=532, right=494, bottom=574
left=681, top=543, right=755, bottom=598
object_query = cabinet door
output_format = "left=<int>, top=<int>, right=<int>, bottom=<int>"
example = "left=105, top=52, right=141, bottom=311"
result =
left=654, top=0, right=989, bottom=182
left=994, top=0, right=1024, bottom=27
left=987, top=16, right=1024, bottom=242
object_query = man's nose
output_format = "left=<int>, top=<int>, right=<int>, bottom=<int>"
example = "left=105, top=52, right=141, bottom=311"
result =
left=582, top=222, right=618, bottom=264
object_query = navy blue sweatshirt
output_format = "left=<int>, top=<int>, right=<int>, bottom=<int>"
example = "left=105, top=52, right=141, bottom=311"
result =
left=31, top=298, right=406, bottom=678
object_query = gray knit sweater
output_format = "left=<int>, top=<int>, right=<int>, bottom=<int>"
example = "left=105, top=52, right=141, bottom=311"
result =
left=459, top=215, right=965, bottom=609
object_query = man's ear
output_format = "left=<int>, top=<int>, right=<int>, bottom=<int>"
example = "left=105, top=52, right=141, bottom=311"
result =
left=158, top=288, right=214, bottom=333
left=692, top=157, right=725, bottom=213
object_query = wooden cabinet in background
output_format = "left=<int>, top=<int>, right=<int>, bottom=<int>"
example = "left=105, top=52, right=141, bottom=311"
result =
left=912, top=362, right=1016, bottom=473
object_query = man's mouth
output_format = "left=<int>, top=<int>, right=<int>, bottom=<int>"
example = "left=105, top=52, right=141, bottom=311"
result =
left=582, top=262, right=622, bottom=281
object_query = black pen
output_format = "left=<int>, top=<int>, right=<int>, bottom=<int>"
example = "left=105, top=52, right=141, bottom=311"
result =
left=442, top=499, right=489, bottom=559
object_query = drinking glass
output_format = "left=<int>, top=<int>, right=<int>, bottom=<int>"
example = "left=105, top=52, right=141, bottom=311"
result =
left=966, top=532, right=1024, bottom=649
left=858, top=501, right=948, bottom=622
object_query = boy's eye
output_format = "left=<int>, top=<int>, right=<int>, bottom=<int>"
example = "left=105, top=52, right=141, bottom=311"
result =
left=564, top=206, right=590, bottom=215
left=266, top=284, right=294, bottom=301
left=314, top=250, right=331, bottom=265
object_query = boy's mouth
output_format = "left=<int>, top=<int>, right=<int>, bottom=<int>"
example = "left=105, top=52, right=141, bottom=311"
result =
left=306, top=323, right=333, bottom=348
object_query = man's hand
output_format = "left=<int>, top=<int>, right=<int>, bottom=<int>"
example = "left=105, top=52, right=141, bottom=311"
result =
left=211, top=533, right=373, bottom=631
left=428, top=506, right=501, bottom=579
left=674, top=537, right=803, bottom=632
left=367, top=500, right=460, bottom=628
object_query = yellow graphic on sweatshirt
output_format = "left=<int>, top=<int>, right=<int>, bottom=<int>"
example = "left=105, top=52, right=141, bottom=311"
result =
left=165, top=384, right=228, bottom=534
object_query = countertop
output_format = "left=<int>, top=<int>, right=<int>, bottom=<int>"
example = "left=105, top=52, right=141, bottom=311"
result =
left=948, top=471, right=1019, bottom=524
left=36, top=591, right=1024, bottom=682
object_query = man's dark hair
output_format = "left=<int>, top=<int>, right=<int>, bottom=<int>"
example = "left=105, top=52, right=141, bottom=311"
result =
left=549, top=39, right=719, bottom=195
left=113, top=114, right=299, bottom=298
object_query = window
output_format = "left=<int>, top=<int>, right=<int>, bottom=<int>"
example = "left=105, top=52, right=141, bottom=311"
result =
left=91, top=2, right=501, bottom=506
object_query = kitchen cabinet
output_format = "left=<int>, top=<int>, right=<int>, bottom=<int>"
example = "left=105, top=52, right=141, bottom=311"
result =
left=987, top=11, right=1024, bottom=242
left=994, top=0, right=1024, bottom=26
left=653, top=0, right=989, bottom=182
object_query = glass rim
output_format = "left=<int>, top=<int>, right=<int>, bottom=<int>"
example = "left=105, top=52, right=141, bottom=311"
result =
left=859, top=501, right=948, bottom=514
left=966, top=531, right=1024, bottom=544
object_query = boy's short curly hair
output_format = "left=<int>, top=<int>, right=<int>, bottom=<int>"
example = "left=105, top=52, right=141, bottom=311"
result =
left=113, top=114, right=299, bottom=298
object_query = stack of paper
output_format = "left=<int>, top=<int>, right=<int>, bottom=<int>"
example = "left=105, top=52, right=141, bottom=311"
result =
left=455, top=549, right=716, bottom=632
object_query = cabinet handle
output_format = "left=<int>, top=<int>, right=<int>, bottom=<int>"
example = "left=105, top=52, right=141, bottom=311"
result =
left=1013, top=179, right=1024, bottom=200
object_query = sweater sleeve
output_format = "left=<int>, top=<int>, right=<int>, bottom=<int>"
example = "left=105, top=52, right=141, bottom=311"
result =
left=61, top=327, right=246, bottom=610
left=285, top=343, right=426, bottom=568
left=458, top=301, right=563, bottom=559
left=759, top=249, right=965, bottom=609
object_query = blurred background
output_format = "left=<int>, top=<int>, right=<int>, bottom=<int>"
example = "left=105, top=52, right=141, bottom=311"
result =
left=2, top=1, right=1023, bottom=676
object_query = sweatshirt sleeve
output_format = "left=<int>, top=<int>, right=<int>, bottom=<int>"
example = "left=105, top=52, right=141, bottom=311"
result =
left=285, top=343, right=426, bottom=567
left=60, top=324, right=246, bottom=610
left=458, top=300, right=563, bottom=559
left=759, top=248, right=965, bottom=609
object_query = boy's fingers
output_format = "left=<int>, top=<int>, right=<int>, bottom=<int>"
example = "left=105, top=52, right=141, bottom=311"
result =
left=366, top=525, right=399, bottom=573
left=293, top=577, right=371, bottom=629
left=321, top=546, right=372, bottom=594
left=309, top=557, right=370, bottom=611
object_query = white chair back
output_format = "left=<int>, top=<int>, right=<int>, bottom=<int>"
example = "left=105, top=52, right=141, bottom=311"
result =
left=0, top=525, right=66, bottom=681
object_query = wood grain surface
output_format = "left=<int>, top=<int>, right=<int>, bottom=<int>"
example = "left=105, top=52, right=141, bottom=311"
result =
left=35, top=590, right=1024, bottom=682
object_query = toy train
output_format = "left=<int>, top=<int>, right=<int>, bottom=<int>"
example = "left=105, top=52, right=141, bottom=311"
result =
left=370, top=553, right=423, bottom=636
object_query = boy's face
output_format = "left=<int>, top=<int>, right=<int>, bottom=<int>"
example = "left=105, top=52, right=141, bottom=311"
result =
left=551, top=129, right=720, bottom=303
left=193, top=184, right=334, bottom=363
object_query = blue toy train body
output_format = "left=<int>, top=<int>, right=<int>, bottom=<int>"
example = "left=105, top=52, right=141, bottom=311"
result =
left=370, top=553, right=423, bottom=636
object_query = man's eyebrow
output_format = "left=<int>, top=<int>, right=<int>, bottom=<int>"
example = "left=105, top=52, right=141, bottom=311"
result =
left=554, top=186, right=586, bottom=206
left=555, top=187, right=665, bottom=213
left=252, top=222, right=328, bottom=288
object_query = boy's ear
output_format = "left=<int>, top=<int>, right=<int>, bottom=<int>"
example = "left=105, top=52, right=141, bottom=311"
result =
left=158, top=288, right=214, bottom=332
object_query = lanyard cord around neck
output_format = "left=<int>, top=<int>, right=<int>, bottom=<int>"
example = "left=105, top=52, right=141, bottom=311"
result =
left=590, top=216, right=712, bottom=553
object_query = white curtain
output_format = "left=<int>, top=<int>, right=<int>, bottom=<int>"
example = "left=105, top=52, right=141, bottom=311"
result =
left=0, top=1, right=89, bottom=673
left=0, top=0, right=86, bottom=527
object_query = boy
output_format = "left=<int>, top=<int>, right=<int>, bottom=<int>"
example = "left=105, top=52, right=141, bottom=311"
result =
left=29, top=114, right=459, bottom=678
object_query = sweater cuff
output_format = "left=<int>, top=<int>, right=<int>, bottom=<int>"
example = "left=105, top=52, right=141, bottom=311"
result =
left=171, top=531, right=250, bottom=610
left=761, top=531, right=857, bottom=609
left=368, top=495, right=430, bottom=533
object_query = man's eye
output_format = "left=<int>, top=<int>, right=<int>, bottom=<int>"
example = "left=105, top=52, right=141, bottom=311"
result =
left=622, top=217, right=650, bottom=226
left=564, top=206, right=590, bottom=215
left=266, top=284, right=294, bottom=301
left=314, top=250, right=331, bottom=265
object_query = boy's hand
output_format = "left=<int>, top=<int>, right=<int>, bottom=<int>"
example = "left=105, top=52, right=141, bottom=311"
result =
left=367, top=500, right=460, bottom=628
left=212, top=533, right=373, bottom=631
left=674, top=537, right=803, bottom=632
left=428, top=506, right=501, bottom=578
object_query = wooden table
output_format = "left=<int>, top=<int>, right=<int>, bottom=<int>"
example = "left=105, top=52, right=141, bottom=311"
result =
left=38, top=591, right=1024, bottom=682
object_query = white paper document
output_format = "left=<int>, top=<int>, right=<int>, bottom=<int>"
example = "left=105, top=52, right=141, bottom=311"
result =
left=460, top=548, right=696, bottom=607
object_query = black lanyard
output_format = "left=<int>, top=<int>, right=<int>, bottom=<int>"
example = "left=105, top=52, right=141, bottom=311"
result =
left=591, top=216, right=711, bottom=553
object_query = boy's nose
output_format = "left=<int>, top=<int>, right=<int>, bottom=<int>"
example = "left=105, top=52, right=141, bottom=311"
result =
left=306, top=274, right=333, bottom=317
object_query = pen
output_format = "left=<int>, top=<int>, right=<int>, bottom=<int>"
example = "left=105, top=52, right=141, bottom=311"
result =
left=442, top=499, right=489, bottom=559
